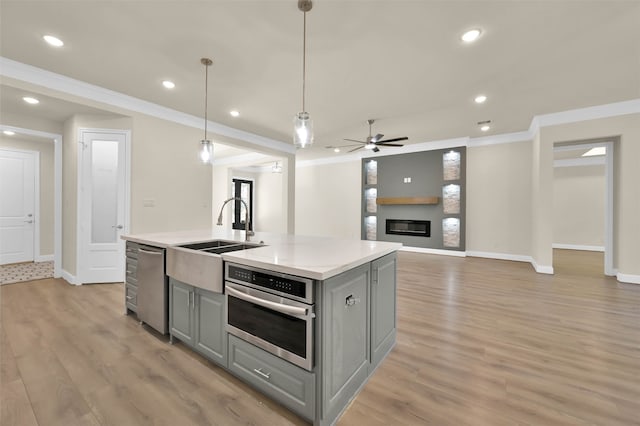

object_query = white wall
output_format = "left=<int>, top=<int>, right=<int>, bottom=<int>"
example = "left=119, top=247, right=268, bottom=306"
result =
left=466, top=142, right=533, bottom=257
left=256, top=171, right=286, bottom=233
left=553, top=165, right=605, bottom=248
left=129, top=114, right=211, bottom=234
left=0, top=136, right=55, bottom=257
left=295, top=160, right=361, bottom=239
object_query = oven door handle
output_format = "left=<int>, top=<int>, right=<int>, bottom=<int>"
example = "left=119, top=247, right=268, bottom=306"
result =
left=226, top=285, right=311, bottom=318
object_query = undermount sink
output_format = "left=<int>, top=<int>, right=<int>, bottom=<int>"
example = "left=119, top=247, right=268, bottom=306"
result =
left=166, top=240, right=263, bottom=293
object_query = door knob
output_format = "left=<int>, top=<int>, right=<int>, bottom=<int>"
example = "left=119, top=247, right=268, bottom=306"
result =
left=24, top=220, right=33, bottom=224
left=112, top=225, right=124, bottom=230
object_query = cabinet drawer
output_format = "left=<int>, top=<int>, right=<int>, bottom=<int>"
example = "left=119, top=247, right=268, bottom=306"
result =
left=228, top=335, right=315, bottom=421
left=125, top=284, right=137, bottom=310
left=126, top=259, right=138, bottom=274
left=126, top=243, right=139, bottom=259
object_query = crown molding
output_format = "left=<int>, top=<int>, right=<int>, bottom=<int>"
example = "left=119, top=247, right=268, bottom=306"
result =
left=0, top=124, right=60, bottom=141
left=3, top=57, right=638, bottom=164
left=0, top=57, right=295, bottom=155
left=534, top=98, right=640, bottom=129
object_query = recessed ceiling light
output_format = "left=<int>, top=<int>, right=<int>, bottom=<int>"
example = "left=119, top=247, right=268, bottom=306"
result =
left=334, top=148, right=340, bottom=153
left=461, top=29, right=482, bottom=43
left=3, top=130, right=16, bottom=136
left=162, top=80, right=175, bottom=89
left=230, top=110, right=240, bottom=117
left=474, top=95, right=487, bottom=104
left=582, top=147, right=606, bottom=157
left=23, top=96, right=40, bottom=105
left=43, top=35, right=64, bottom=47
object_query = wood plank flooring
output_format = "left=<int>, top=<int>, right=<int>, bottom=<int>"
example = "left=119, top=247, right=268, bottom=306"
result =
left=2, top=250, right=639, bottom=425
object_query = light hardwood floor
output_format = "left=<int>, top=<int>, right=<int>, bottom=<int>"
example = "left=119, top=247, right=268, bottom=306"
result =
left=1, top=250, right=639, bottom=425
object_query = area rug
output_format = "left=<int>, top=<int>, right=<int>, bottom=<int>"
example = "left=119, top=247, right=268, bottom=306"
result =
left=0, top=261, right=54, bottom=285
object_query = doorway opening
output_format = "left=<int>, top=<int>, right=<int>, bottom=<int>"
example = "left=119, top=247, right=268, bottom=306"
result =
left=552, top=138, right=615, bottom=276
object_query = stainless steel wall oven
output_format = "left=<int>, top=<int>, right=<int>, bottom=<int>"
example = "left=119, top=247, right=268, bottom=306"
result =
left=225, top=263, right=315, bottom=371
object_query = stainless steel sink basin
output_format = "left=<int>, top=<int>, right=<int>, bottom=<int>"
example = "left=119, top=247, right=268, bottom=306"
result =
left=166, top=240, right=262, bottom=293
left=178, top=240, right=238, bottom=250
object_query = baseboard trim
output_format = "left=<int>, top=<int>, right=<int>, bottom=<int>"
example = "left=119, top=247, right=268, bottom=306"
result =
left=617, top=273, right=640, bottom=285
left=552, top=244, right=604, bottom=252
left=466, top=251, right=532, bottom=263
left=400, top=246, right=466, bottom=257
left=35, top=254, right=54, bottom=262
left=61, top=269, right=80, bottom=285
left=531, top=259, right=554, bottom=275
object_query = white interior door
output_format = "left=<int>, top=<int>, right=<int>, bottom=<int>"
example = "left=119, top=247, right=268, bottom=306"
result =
left=79, top=130, right=128, bottom=283
left=0, top=149, right=35, bottom=265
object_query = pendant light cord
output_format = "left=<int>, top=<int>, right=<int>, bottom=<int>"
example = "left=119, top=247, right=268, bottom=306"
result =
left=204, top=62, right=209, bottom=139
left=302, top=9, right=306, bottom=112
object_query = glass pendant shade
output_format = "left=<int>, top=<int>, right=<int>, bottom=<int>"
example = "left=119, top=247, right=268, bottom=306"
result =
left=199, top=139, right=213, bottom=164
left=293, top=111, right=313, bottom=148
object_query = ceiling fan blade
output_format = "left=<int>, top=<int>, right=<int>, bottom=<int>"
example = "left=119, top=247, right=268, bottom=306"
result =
left=370, top=133, right=384, bottom=143
left=373, top=147, right=380, bottom=153
left=344, top=138, right=366, bottom=144
left=376, top=143, right=404, bottom=147
left=349, top=146, right=364, bottom=153
left=376, top=136, right=408, bottom=144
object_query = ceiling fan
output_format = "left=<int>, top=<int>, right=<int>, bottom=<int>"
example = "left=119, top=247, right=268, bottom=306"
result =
left=339, top=119, right=408, bottom=153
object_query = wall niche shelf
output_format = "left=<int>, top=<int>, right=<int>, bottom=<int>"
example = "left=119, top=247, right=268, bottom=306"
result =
left=376, top=196, right=440, bottom=205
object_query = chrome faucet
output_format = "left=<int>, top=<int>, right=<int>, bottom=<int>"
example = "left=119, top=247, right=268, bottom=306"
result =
left=216, top=197, right=255, bottom=241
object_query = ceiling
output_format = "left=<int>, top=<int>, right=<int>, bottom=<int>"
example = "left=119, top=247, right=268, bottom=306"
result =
left=1, top=1, right=638, bottom=161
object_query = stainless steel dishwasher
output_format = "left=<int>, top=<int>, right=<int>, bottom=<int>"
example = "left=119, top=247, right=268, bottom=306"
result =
left=137, top=245, right=168, bottom=334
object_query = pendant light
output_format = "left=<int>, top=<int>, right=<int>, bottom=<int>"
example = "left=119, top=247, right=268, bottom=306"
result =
left=293, top=0, right=313, bottom=148
left=199, top=57, right=213, bottom=164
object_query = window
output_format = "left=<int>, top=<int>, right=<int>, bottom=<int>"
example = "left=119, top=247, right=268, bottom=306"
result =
left=231, top=179, right=253, bottom=231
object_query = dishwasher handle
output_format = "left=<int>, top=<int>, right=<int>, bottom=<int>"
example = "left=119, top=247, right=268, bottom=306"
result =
left=139, top=248, right=164, bottom=255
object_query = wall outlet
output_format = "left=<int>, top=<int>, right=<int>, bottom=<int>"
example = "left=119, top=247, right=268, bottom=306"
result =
left=403, top=177, right=412, bottom=183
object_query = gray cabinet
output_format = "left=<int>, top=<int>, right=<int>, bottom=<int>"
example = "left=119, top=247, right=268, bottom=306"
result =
left=195, top=288, right=226, bottom=366
left=370, top=252, right=397, bottom=369
left=320, top=262, right=370, bottom=422
left=169, top=278, right=226, bottom=367
left=228, top=334, right=315, bottom=421
left=169, top=278, right=194, bottom=345
left=125, top=242, right=139, bottom=313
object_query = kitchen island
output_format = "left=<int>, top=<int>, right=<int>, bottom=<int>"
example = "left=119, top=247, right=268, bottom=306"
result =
left=121, top=230, right=401, bottom=426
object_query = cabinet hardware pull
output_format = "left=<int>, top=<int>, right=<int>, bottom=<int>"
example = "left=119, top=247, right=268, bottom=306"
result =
left=226, top=285, right=309, bottom=317
left=345, top=295, right=360, bottom=306
left=253, top=368, right=271, bottom=380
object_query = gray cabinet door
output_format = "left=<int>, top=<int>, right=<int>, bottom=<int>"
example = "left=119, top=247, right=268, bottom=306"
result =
left=321, top=263, right=370, bottom=421
left=371, top=252, right=397, bottom=369
left=169, top=278, right=194, bottom=345
left=195, top=288, right=226, bottom=367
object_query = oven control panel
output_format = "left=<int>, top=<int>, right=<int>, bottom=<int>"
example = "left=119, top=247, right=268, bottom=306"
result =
left=226, top=264, right=314, bottom=303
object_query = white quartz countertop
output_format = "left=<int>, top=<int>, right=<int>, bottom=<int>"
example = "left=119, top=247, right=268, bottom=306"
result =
left=122, top=229, right=401, bottom=280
